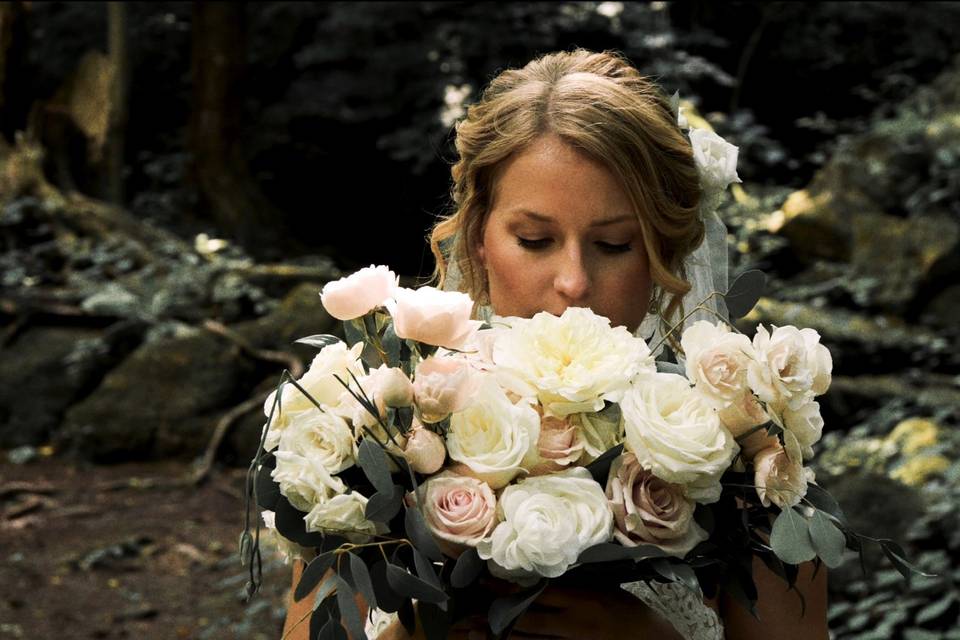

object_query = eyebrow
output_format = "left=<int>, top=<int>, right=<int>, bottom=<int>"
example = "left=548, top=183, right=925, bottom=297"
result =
left=513, top=209, right=636, bottom=227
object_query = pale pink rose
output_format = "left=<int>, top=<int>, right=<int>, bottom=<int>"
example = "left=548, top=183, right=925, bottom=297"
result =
left=319, top=265, right=398, bottom=321
left=413, top=355, right=480, bottom=423
left=403, top=425, right=447, bottom=474
left=419, top=472, right=498, bottom=557
left=385, top=286, right=482, bottom=349
left=748, top=325, right=832, bottom=411
left=605, top=453, right=707, bottom=558
left=527, top=415, right=585, bottom=476
left=754, top=432, right=808, bottom=509
left=681, top=321, right=756, bottom=409
left=718, top=391, right=768, bottom=438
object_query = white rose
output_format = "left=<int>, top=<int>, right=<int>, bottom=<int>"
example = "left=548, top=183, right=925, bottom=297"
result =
left=385, top=286, right=482, bottom=349
left=748, top=325, right=830, bottom=412
left=490, top=307, right=655, bottom=417
left=688, top=128, right=741, bottom=194
left=304, top=492, right=382, bottom=543
left=445, top=377, right=540, bottom=489
left=754, top=431, right=810, bottom=509
left=476, top=467, right=613, bottom=582
left=319, top=265, right=398, bottom=321
left=365, top=609, right=399, bottom=639
left=622, top=373, right=738, bottom=504
left=413, top=355, right=482, bottom=423
left=681, top=320, right=756, bottom=409
left=780, top=400, right=824, bottom=460
left=262, top=341, right=365, bottom=450
left=271, top=410, right=355, bottom=511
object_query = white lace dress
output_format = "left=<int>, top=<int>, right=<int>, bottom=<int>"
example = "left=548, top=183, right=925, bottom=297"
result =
left=364, top=581, right=724, bottom=640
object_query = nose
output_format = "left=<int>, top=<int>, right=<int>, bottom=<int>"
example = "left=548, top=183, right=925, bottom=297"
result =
left=553, top=245, right=591, bottom=303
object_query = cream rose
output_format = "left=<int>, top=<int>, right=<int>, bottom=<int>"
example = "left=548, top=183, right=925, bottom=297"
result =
left=748, top=325, right=832, bottom=412
left=622, top=373, right=738, bottom=503
left=271, top=410, right=355, bottom=511
left=260, top=509, right=311, bottom=564
left=476, top=467, right=613, bottom=581
left=606, top=453, right=707, bottom=557
left=688, top=128, right=742, bottom=193
left=754, top=431, right=810, bottom=509
left=413, top=355, right=482, bottom=423
left=319, top=265, right=398, bottom=321
left=490, top=307, right=655, bottom=417
left=263, top=341, right=365, bottom=450
left=445, top=377, right=540, bottom=489
left=333, top=364, right=413, bottom=431
left=385, top=286, right=482, bottom=349
left=419, top=472, right=498, bottom=557
left=779, top=400, right=824, bottom=460
left=527, top=414, right=585, bottom=476
left=303, top=492, right=382, bottom=543
left=681, top=320, right=756, bottom=409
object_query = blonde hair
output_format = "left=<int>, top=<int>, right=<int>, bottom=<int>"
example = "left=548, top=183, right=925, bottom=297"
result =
left=428, top=48, right=704, bottom=338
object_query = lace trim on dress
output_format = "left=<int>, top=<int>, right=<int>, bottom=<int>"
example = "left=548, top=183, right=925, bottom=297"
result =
left=621, top=580, right=725, bottom=640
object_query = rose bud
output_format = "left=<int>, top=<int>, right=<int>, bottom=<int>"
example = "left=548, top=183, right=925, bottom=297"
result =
left=403, top=424, right=447, bottom=474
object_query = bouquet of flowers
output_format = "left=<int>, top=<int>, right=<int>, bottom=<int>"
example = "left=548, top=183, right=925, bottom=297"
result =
left=239, top=264, right=927, bottom=640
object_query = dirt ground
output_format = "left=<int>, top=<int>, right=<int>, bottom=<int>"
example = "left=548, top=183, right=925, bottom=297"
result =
left=0, top=459, right=294, bottom=640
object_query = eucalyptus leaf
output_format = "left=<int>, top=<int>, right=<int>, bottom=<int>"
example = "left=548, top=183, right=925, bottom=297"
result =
left=385, top=563, right=449, bottom=604
left=656, top=360, right=685, bottom=375
left=317, top=618, right=348, bottom=640
left=809, top=510, right=846, bottom=568
left=398, top=597, right=416, bottom=635
left=295, top=334, right=342, bottom=350
left=335, top=576, right=368, bottom=640
left=274, top=497, right=326, bottom=547
left=405, top=507, right=444, bottom=562
left=382, top=322, right=401, bottom=366
left=254, top=460, right=281, bottom=511
left=295, top=551, right=336, bottom=601
left=879, top=539, right=936, bottom=579
left=450, top=547, right=483, bottom=588
left=370, top=560, right=404, bottom=613
left=725, top=269, right=767, bottom=319
left=804, top=483, right=847, bottom=524
left=344, top=318, right=365, bottom=347
left=770, top=507, right=816, bottom=564
left=419, top=601, right=452, bottom=640
left=365, top=485, right=404, bottom=523
left=313, top=573, right=339, bottom=611
left=413, top=548, right=444, bottom=590
left=488, top=579, right=548, bottom=635
left=347, top=553, right=377, bottom=609
left=358, top=439, right=394, bottom=494
left=652, top=558, right=699, bottom=592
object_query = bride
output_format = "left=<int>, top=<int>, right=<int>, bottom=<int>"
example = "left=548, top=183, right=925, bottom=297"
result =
left=283, top=48, right=828, bottom=640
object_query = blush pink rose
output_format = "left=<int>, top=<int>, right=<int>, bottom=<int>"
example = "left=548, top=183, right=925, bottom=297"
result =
left=319, top=265, right=398, bottom=320
left=418, top=472, right=498, bottom=557
left=527, top=415, right=585, bottom=476
left=385, top=286, right=482, bottom=350
left=754, top=432, right=809, bottom=509
left=605, top=453, right=707, bottom=558
left=413, top=355, right=480, bottom=423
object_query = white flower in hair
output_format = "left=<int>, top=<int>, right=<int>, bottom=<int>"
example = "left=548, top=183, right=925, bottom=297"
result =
left=688, top=127, right=742, bottom=195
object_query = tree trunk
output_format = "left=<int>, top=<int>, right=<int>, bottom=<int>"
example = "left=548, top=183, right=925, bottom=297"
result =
left=188, top=1, right=290, bottom=258
left=106, top=1, right=127, bottom=206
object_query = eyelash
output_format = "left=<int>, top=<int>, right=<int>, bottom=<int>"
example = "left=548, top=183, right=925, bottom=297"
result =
left=516, top=237, right=632, bottom=254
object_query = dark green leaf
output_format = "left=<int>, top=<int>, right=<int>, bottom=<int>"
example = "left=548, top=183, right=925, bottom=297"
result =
left=656, top=361, right=685, bottom=375
left=295, top=552, right=336, bottom=601
left=405, top=507, right=444, bottom=562
left=311, top=595, right=339, bottom=639
left=725, top=269, right=767, bottom=319
left=419, top=601, right=452, bottom=640
left=488, top=579, right=548, bottom=635
left=770, top=508, right=816, bottom=564
left=254, top=458, right=281, bottom=511
left=584, top=444, right=624, bottom=484
left=809, top=511, right=846, bottom=568
left=365, top=485, right=404, bottom=523
left=693, top=505, right=715, bottom=536
left=413, top=548, right=443, bottom=590
left=804, top=483, right=847, bottom=525
left=652, top=559, right=699, bottom=592
left=317, top=618, right=348, bottom=640
left=385, top=563, right=448, bottom=604
left=347, top=553, right=377, bottom=609
left=295, top=334, right=342, bottom=350
left=335, top=576, right=367, bottom=640
left=879, top=539, right=936, bottom=579
left=450, top=547, right=483, bottom=588
left=370, top=560, right=404, bottom=613
left=358, top=439, right=394, bottom=495
left=382, top=322, right=401, bottom=367
left=344, top=318, right=365, bottom=347
left=578, top=542, right=667, bottom=563
left=398, top=597, right=416, bottom=635
left=274, top=497, right=326, bottom=547
left=313, top=574, right=339, bottom=611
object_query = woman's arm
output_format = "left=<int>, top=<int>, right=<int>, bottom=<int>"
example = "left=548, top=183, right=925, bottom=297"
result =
left=719, top=557, right=828, bottom=640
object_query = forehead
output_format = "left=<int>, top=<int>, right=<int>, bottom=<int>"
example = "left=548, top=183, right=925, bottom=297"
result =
left=488, top=134, right=636, bottom=227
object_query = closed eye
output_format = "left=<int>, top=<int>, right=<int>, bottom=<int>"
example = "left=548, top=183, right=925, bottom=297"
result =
left=517, top=237, right=552, bottom=250
left=597, top=241, right=631, bottom=254
left=517, top=237, right=633, bottom=254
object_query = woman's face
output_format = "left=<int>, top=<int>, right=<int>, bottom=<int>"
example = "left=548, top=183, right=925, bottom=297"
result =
left=477, top=133, right=652, bottom=332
